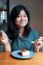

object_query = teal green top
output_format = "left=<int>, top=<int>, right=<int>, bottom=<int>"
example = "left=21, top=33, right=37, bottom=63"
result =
left=11, top=29, right=39, bottom=51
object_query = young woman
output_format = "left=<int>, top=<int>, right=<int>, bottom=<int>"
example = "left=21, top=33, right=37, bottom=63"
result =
left=0, top=5, right=40, bottom=52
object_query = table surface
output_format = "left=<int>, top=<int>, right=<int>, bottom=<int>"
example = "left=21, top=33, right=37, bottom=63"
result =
left=0, top=52, right=43, bottom=65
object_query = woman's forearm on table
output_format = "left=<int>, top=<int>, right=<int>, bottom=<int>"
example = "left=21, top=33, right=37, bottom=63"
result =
left=4, top=42, right=11, bottom=52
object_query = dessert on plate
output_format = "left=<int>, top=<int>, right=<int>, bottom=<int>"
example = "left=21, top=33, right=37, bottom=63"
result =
left=18, top=49, right=30, bottom=56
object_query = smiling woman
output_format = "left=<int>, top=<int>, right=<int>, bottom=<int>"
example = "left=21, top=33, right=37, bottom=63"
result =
left=0, top=5, right=41, bottom=52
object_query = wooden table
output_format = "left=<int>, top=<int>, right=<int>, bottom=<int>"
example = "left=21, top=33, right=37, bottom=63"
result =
left=0, top=52, right=43, bottom=65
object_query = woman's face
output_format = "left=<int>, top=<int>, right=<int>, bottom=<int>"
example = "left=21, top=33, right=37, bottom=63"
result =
left=15, top=10, right=28, bottom=28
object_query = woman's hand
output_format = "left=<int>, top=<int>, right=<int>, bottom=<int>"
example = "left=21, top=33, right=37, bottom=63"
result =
left=34, top=41, right=40, bottom=52
left=0, top=31, right=11, bottom=52
left=0, top=31, right=9, bottom=45
left=32, top=37, right=43, bottom=52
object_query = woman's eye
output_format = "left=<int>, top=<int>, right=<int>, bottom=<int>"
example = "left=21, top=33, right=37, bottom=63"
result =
left=17, top=15, right=27, bottom=18
left=23, top=15, right=27, bottom=17
left=24, top=15, right=26, bottom=17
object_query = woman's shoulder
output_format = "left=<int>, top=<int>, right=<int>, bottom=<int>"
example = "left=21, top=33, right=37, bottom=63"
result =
left=27, top=28, right=39, bottom=37
left=30, top=29, right=39, bottom=39
left=31, top=29, right=39, bottom=34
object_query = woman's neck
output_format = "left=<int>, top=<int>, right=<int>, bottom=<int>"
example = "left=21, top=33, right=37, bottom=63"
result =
left=19, top=28, right=24, bottom=37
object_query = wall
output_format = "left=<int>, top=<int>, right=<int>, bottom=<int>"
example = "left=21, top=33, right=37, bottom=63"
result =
left=10, top=0, right=43, bottom=36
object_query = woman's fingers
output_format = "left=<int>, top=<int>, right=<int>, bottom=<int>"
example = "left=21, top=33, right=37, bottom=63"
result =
left=0, top=31, right=9, bottom=45
left=1, top=31, right=8, bottom=40
left=34, top=41, right=40, bottom=48
left=2, top=31, right=7, bottom=37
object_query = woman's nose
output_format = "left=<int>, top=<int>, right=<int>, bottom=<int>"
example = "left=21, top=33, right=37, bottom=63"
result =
left=21, top=16, right=24, bottom=20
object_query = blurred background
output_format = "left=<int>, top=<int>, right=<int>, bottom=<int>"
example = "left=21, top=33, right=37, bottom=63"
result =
left=0, top=0, right=43, bottom=51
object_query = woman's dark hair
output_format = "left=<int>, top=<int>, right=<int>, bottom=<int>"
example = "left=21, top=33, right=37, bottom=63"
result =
left=7, top=5, right=31, bottom=41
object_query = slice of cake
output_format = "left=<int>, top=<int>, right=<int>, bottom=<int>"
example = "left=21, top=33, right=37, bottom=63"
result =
left=18, top=49, right=30, bottom=56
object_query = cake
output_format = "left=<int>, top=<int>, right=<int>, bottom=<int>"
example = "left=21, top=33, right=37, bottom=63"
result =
left=18, top=49, right=30, bottom=56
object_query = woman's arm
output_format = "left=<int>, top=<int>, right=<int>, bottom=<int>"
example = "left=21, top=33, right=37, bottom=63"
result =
left=4, top=42, right=11, bottom=52
left=0, top=31, right=11, bottom=52
left=34, top=41, right=39, bottom=52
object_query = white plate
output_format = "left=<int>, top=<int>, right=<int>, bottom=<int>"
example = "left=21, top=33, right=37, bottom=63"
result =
left=11, top=50, right=35, bottom=59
